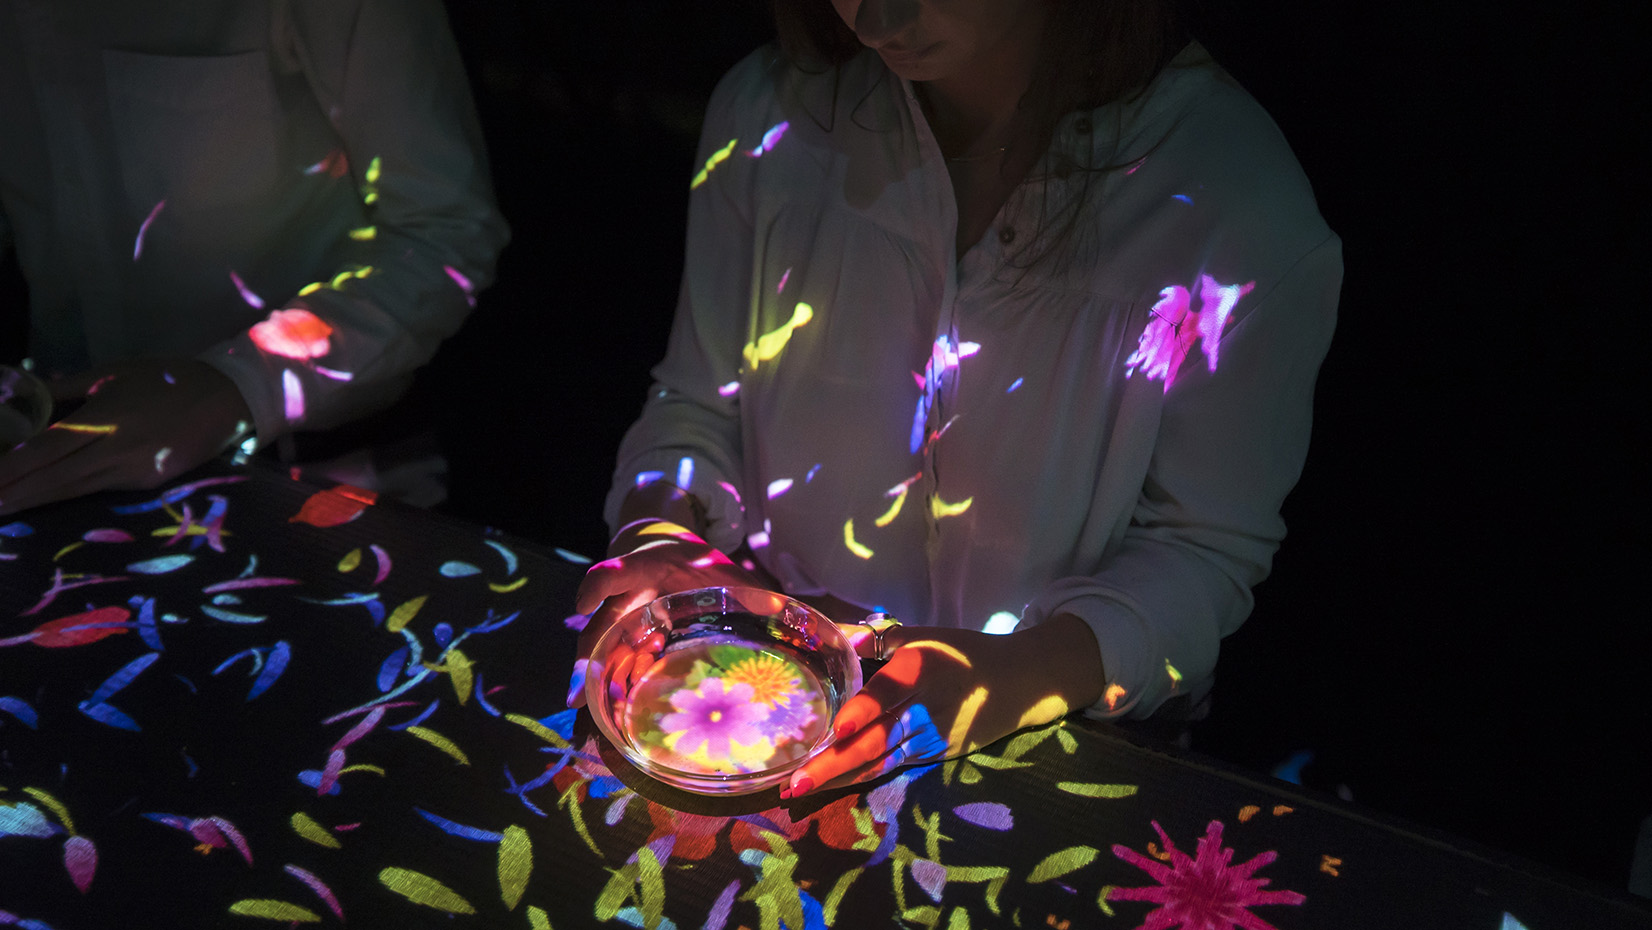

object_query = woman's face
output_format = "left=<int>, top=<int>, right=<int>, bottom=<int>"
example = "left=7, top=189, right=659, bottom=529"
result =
left=828, top=0, right=1046, bottom=83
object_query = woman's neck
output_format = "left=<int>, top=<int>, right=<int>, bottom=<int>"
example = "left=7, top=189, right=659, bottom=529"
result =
left=915, top=12, right=1047, bottom=159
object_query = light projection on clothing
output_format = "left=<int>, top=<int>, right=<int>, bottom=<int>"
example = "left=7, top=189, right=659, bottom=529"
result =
left=911, top=337, right=980, bottom=454
left=229, top=272, right=266, bottom=310
left=690, top=139, right=739, bottom=190
left=132, top=201, right=165, bottom=261
left=361, top=156, right=382, bottom=206
left=843, top=520, right=873, bottom=560
left=1124, top=275, right=1255, bottom=391
left=876, top=474, right=921, bottom=528
left=743, top=303, right=814, bottom=370
left=745, top=121, right=790, bottom=158
left=282, top=370, right=305, bottom=423
left=444, top=265, right=477, bottom=307
left=249, top=310, right=334, bottom=362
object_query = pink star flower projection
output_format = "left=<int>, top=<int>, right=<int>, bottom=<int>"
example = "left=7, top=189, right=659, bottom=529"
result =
left=658, top=678, right=768, bottom=760
left=1109, top=819, right=1305, bottom=930
left=1124, top=275, right=1255, bottom=391
left=250, top=308, right=334, bottom=361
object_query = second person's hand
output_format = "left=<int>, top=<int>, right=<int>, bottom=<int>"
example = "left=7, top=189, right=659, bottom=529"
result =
left=0, top=359, right=252, bottom=516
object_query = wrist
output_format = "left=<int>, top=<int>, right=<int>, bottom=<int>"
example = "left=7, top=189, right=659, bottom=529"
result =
left=614, top=481, right=709, bottom=538
left=1014, top=613, right=1106, bottom=711
left=606, top=517, right=706, bottom=558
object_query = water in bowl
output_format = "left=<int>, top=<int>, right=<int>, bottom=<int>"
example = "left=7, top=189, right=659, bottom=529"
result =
left=620, top=626, right=832, bottom=777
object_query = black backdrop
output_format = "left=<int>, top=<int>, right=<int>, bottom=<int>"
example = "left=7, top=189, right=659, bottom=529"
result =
left=2, top=0, right=1644, bottom=895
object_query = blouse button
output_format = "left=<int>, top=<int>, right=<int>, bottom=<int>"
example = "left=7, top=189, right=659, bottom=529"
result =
left=998, top=226, right=1016, bottom=245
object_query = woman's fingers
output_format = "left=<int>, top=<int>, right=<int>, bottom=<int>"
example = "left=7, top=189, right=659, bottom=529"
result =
left=573, top=556, right=630, bottom=616
left=0, top=433, right=111, bottom=515
left=787, top=698, right=948, bottom=797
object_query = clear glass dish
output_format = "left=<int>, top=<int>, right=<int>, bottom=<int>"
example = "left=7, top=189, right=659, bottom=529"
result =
left=584, top=586, right=862, bottom=795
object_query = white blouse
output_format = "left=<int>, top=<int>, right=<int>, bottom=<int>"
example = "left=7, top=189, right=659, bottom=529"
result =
left=605, top=42, right=1341, bottom=720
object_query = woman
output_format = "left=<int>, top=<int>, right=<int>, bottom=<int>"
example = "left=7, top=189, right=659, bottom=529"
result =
left=573, top=0, right=1341, bottom=798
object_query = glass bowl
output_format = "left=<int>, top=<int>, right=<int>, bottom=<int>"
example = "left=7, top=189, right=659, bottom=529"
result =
left=584, top=586, right=862, bottom=795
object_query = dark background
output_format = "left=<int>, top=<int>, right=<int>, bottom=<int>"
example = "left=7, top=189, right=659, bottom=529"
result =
left=2, top=0, right=1644, bottom=899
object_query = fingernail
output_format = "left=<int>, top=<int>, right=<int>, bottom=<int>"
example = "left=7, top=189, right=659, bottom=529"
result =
left=777, top=785, right=791, bottom=800
left=566, top=660, right=588, bottom=708
left=833, top=719, right=858, bottom=741
left=789, top=773, right=814, bottom=797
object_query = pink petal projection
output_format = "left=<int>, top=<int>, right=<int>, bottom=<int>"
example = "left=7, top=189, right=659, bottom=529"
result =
left=63, top=835, right=97, bottom=892
left=444, top=265, right=477, bottom=307
left=282, top=369, right=305, bottom=423
left=229, top=271, right=265, bottom=309
left=133, top=200, right=166, bottom=260
left=1124, top=275, right=1255, bottom=391
left=745, top=121, right=790, bottom=157
left=82, top=529, right=134, bottom=544
left=285, top=863, right=344, bottom=920
left=251, top=309, right=333, bottom=361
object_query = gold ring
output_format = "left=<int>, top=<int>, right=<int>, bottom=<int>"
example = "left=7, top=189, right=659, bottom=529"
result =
left=864, top=613, right=901, bottom=662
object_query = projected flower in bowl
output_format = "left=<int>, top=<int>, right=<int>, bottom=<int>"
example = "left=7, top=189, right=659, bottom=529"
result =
left=584, top=587, right=862, bottom=795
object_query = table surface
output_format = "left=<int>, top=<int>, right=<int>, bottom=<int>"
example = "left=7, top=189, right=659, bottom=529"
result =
left=3, top=461, right=1648, bottom=930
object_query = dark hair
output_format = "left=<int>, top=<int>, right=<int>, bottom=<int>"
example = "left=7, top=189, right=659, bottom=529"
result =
left=770, top=0, right=1190, bottom=273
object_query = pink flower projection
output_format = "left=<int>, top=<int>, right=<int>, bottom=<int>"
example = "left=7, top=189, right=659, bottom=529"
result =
left=1125, top=275, right=1255, bottom=391
left=1110, top=819, right=1305, bottom=930
left=658, top=678, right=768, bottom=760
left=250, top=309, right=334, bottom=361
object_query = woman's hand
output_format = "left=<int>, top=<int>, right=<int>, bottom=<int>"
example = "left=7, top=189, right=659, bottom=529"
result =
left=567, top=516, right=773, bottom=708
left=780, top=614, right=1105, bottom=798
left=0, top=360, right=252, bottom=516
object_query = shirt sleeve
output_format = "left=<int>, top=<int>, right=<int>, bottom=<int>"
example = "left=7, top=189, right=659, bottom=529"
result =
left=199, top=0, right=508, bottom=444
left=601, top=59, right=766, bottom=552
left=1022, top=235, right=1343, bottom=721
